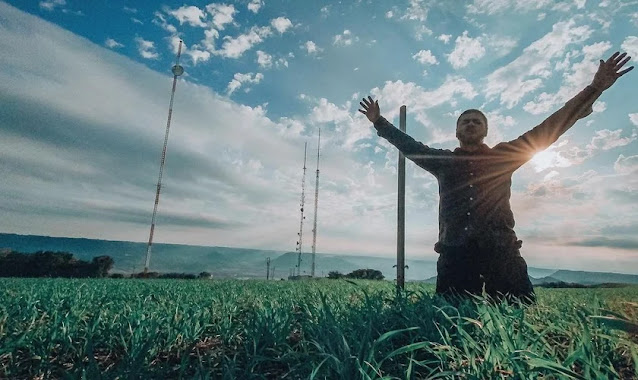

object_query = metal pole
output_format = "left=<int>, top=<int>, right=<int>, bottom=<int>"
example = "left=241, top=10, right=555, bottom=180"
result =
left=311, top=129, right=321, bottom=277
left=266, top=257, right=271, bottom=280
left=296, top=143, right=308, bottom=277
left=144, top=41, right=184, bottom=273
left=397, top=105, right=406, bottom=290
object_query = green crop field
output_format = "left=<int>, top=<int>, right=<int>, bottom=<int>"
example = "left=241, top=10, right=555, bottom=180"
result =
left=0, top=279, right=637, bottom=379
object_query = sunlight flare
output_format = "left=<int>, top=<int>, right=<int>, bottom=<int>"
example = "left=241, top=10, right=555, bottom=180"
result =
left=529, top=149, right=571, bottom=172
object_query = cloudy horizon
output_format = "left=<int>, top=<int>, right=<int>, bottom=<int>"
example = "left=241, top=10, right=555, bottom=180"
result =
left=0, top=0, right=637, bottom=274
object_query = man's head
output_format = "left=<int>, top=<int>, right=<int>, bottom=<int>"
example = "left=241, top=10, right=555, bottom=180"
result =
left=456, top=109, right=488, bottom=145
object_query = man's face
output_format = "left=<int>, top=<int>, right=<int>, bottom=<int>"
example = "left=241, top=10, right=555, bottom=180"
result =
left=456, top=112, right=487, bottom=145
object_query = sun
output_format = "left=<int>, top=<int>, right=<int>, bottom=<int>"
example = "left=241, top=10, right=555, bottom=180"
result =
left=529, top=150, right=565, bottom=172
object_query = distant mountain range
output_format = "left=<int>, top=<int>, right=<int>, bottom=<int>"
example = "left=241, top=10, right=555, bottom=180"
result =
left=0, top=232, right=437, bottom=280
left=1, top=233, right=638, bottom=284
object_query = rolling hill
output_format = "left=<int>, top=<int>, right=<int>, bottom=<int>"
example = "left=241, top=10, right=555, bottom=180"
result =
left=2, top=233, right=637, bottom=284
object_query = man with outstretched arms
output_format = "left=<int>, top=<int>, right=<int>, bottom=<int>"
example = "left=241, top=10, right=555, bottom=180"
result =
left=358, top=52, right=633, bottom=303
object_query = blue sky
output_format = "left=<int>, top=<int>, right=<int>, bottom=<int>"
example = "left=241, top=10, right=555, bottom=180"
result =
left=1, top=0, right=637, bottom=274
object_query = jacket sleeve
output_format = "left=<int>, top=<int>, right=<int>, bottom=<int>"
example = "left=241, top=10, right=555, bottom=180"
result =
left=373, top=116, right=451, bottom=175
left=495, top=85, right=603, bottom=167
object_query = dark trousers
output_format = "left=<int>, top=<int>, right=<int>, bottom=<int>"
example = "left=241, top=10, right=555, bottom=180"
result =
left=435, top=239, right=535, bottom=304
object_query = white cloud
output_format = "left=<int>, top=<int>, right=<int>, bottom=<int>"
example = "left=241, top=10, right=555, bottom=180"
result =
left=168, top=37, right=211, bottom=65
left=248, top=0, right=264, bottom=13
left=552, top=0, right=586, bottom=12
left=631, top=13, right=638, bottom=27
left=131, top=18, right=143, bottom=25
left=39, top=0, right=65, bottom=11
left=205, top=3, right=236, bottom=30
left=386, top=10, right=393, bottom=18
left=227, top=72, right=264, bottom=94
left=270, top=17, right=292, bottom=33
left=333, top=30, right=358, bottom=47
left=586, top=129, right=637, bottom=151
left=482, top=110, right=514, bottom=146
left=621, top=36, right=638, bottom=62
left=483, top=35, right=518, bottom=57
left=153, top=12, right=177, bottom=34
left=105, top=38, right=124, bottom=49
left=201, top=28, right=219, bottom=52
left=187, top=49, right=211, bottom=65
left=272, top=117, right=305, bottom=138
left=256, top=50, right=272, bottom=68
left=123, top=6, right=137, bottom=14
left=370, top=76, right=477, bottom=122
left=401, top=0, right=429, bottom=21
left=592, top=101, right=607, bottom=113
left=135, top=37, right=159, bottom=59
left=168, top=5, right=207, bottom=28
left=527, top=144, right=574, bottom=172
left=447, top=31, right=485, bottom=69
left=524, top=117, right=638, bottom=172
left=467, top=0, right=553, bottom=14
left=276, top=57, right=288, bottom=68
left=614, top=154, right=638, bottom=174
left=310, top=98, right=351, bottom=124
left=438, top=34, right=451, bottom=44
left=630, top=113, right=638, bottom=127
left=320, top=6, right=330, bottom=17
left=303, top=41, right=321, bottom=55
left=216, top=26, right=272, bottom=59
left=523, top=41, right=612, bottom=114
left=486, top=19, right=593, bottom=109
left=412, top=50, right=438, bottom=65
left=414, top=25, right=433, bottom=41
left=310, top=98, right=370, bottom=149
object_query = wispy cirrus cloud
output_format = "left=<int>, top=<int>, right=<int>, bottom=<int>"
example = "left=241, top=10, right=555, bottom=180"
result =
left=447, top=31, right=485, bottom=69
left=248, top=0, right=264, bottom=13
left=168, top=5, right=207, bottom=27
left=105, top=38, right=124, bottom=49
left=485, top=19, right=592, bottom=109
left=39, top=0, right=65, bottom=12
left=226, top=72, right=264, bottom=94
left=333, top=30, right=358, bottom=47
left=135, top=37, right=159, bottom=59
left=205, top=3, right=236, bottom=30
left=216, top=26, right=272, bottom=58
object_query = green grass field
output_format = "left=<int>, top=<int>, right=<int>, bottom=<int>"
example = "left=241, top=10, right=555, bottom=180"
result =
left=1, top=279, right=637, bottom=379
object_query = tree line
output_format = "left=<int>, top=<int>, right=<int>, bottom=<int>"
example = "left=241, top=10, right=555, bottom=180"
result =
left=327, top=268, right=384, bottom=280
left=0, top=250, right=114, bottom=278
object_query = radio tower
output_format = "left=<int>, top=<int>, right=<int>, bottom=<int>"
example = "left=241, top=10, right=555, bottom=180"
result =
left=144, top=40, right=184, bottom=273
left=310, top=129, right=321, bottom=277
left=295, top=143, right=308, bottom=276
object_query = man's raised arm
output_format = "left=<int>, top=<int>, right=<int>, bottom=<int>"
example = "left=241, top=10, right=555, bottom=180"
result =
left=499, top=51, right=633, bottom=163
left=358, top=96, right=451, bottom=175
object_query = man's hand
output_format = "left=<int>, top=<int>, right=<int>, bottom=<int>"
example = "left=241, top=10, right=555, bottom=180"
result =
left=358, top=96, right=380, bottom=123
left=591, top=51, right=634, bottom=91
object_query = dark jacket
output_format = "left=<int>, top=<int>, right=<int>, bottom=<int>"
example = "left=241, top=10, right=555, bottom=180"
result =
left=373, top=85, right=602, bottom=252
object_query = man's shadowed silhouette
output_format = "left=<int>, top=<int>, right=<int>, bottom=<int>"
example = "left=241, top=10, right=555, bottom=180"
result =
left=359, top=52, right=633, bottom=304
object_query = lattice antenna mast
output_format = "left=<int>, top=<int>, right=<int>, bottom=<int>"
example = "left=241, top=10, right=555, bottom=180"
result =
left=310, top=129, right=321, bottom=277
left=295, top=143, right=308, bottom=276
left=144, top=40, right=184, bottom=273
